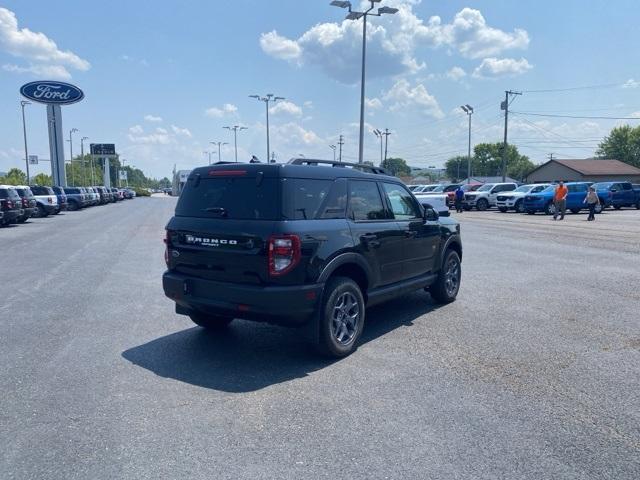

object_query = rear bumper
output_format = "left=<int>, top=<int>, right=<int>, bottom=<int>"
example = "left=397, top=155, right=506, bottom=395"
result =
left=40, top=204, right=57, bottom=214
left=2, top=210, right=22, bottom=222
left=21, top=207, right=36, bottom=217
left=163, top=271, right=323, bottom=326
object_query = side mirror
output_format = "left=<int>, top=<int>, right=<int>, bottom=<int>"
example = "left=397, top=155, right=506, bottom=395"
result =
left=610, top=188, right=617, bottom=193
left=424, top=207, right=439, bottom=221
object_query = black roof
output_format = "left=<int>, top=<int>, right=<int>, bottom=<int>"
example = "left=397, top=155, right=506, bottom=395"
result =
left=190, top=158, right=397, bottom=181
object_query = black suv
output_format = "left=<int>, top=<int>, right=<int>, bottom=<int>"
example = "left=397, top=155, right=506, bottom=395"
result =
left=162, top=159, right=463, bottom=357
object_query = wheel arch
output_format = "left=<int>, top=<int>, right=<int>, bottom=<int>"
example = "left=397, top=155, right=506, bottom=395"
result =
left=318, top=253, right=372, bottom=299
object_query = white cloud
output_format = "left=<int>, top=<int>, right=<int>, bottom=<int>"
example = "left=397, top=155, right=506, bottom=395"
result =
left=630, top=111, right=640, bottom=118
left=144, top=114, right=163, bottom=123
left=2, top=63, right=71, bottom=80
left=128, top=125, right=144, bottom=135
left=259, top=5, right=528, bottom=83
left=269, top=100, right=303, bottom=117
left=303, top=100, right=314, bottom=108
left=472, top=57, right=532, bottom=78
left=383, top=79, right=444, bottom=118
left=205, top=103, right=238, bottom=118
left=272, top=122, right=322, bottom=146
left=623, top=79, right=639, bottom=89
left=365, top=97, right=383, bottom=109
left=446, top=66, right=466, bottom=81
left=155, top=127, right=168, bottom=134
left=171, top=125, right=192, bottom=137
left=259, top=31, right=302, bottom=61
left=0, top=7, right=90, bottom=79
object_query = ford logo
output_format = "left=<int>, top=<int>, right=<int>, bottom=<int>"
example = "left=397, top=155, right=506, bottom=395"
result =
left=20, top=81, right=84, bottom=105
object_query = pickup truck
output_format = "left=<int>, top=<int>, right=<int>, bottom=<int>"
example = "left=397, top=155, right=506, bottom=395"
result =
left=63, top=187, right=89, bottom=210
left=29, top=185, right=59, bottom=217
left=414, top=193, right=450, bottom=217
left=592, top=181, right=640, bottom=210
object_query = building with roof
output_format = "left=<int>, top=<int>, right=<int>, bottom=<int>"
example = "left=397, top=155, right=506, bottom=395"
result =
left=461, top=176, right=520, bottom=184
left=525, top=159, right=640, bottom=183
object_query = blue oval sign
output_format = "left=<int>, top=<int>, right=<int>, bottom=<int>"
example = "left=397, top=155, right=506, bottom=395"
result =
left=20, top=80, right=84, bottom=105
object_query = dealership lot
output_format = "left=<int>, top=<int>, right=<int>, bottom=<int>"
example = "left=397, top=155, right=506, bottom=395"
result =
left=1, top=197, right=639, bottom=479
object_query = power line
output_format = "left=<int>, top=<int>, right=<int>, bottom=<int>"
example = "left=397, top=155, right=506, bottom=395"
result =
left=521, top=83, right=624, bottom=93
left=511, top=111, right=640, bottom=120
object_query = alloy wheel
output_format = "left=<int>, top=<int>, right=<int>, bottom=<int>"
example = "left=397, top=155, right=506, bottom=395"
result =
left=331, top=292, right=360, bottom=345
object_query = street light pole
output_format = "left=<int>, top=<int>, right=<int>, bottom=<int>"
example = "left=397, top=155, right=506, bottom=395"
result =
left=80, top=136, right=88, bottom=186
left=329, top=144, right=337, bottom=161
left=250, top=94, right=284, bottom=162
left=460, top=105, right=474, bottom=183
left=330, top=1, right=398, bottom=164
left=373, top=129, right=383, bottom=165
left=69, top=128, right=78, bottom=186
left=223, top=126, right=248, bottom=163
left=20, top=101, right=31, bottom=184
left=210, top=141, right=228, bottom=163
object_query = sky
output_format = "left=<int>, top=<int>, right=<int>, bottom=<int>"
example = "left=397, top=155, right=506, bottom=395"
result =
left=1, top=0, right=639, bottom=179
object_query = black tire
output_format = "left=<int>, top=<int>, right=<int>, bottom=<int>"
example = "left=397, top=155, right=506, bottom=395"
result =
left=189, top=313, right=234, bottom=330
left=595, top=204, right=604, bottom=214
left=498, top=207, right=507, bottom=213
left=317, top=276, right=365, bottom=358
left=37, top=204, right=47, bottom=217
left=526, top=210, right=535, bottom=215
left=429, top=249, right=461, bottom=304
left=544, top=202, right=555, bottom=216
left=614, top=205, right=622, bottom=210
left=476, top=198, right=489, bottom=211
left=67, top=201, right=79, bottom=211
left=514, top=200, right=524, bottom=213
left=636, top=201, right=640, bottom=210
left=570, top=208, right=580, bottom=214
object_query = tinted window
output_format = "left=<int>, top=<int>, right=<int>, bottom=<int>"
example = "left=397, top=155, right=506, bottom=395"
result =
left=568, top=184, right=587, bottom=193
left=65, top=188, right=79, bottom=194
left=0, top=189, right=20, bottom=200
left=348, top=181, right=388, bottom=221
left=282, top=179, right=333, bottom=220
left=530, top=185, right=547, bottom=193
left=620, top=183, right=632, bottom=191
left=175, top=177, right=279, bottom=220
left=318, top=180, right=347, bottom=220
left=382, top=183, right=421, bottom=220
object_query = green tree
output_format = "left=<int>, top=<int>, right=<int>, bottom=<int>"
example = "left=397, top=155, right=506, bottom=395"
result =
left=381, top=157, right=411, bottom=177
left=596, top=125, right=640, bottom=168
left=1, top=168, right=27, bottom=185
left=32, top=173, right=52, bottom=185
left=445, top=143, right=535, bottom=181
left=444, top=156, right=469, bottom=181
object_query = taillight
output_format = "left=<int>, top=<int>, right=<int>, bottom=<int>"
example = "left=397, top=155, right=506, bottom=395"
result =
left=164, top=230, right=173, bottom=266
left=7, top=200, right=13, bottom=209
left=268, top=235, right=301, bottom=276
left=22, top=198, right=28, bottom=207
left=47, top=197, right=53, bottom=204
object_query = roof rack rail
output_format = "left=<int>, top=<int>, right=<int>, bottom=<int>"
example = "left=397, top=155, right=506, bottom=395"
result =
left=287, top=158, right=390, bottom=175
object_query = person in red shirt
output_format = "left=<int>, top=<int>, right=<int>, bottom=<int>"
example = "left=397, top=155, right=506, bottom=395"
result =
left=553, top=181, right=568, bottom=220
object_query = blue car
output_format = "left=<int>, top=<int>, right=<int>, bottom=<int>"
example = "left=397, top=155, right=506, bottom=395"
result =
left=523, top=182, right=601, bottom=215
left=592, top=181, right=640, bottom=210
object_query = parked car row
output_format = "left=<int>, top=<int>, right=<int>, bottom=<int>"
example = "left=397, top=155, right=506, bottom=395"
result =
left=407, top=181, right=640, bottom=216
left=0, top=185, right=137, bottom=227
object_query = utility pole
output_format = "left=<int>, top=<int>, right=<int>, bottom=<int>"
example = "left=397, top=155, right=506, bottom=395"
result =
left=547, top=153, right=555, bottom=161
left=68, top=128, right=78, bottom=186
left=460, top=105, right=474, bottom=183
left=223, top=126, right=248, bottom=163
left=382, top=128, right=391, bottom=162
left=337, top=135, right=344, bottom=163
left=501, top=90, right=521, bottom=182
left=20, top=101, right=31, bottom=185
left=271, top=151, right=276, bottom=164
left=329, top=144, right=337, bottom=162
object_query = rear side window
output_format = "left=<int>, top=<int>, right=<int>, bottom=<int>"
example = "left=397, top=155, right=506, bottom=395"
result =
left=176, top=177, right=279, bottom=220
left=348, top=181, right=388, bottom=221
left=0, top=189, right=20, bottom=200
left=282, top=178, right=335, bottom=220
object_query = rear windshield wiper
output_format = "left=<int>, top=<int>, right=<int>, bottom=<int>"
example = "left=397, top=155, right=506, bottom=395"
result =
left=203, top=207, right=228, bottom=217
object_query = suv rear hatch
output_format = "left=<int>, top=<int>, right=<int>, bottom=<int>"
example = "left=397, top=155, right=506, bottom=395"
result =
left=167, top=166, right=282, bottom=285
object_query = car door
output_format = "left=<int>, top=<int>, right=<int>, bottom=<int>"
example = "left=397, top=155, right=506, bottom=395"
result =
left=619, top=183, right=634, bottom=205
left=567, top=183, right=587, bottom=208
left=381, top=182, right=440, bottom=279
left=347, top=180, right=405, bottom=286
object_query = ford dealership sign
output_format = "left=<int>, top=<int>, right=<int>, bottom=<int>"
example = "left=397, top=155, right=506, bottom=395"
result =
left=20, top=81, right=84, bottom=105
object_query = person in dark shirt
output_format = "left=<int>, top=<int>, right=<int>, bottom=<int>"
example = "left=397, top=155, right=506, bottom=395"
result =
left=454, top=186, right=465, bottom=213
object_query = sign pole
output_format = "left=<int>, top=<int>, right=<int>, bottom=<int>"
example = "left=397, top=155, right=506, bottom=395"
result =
left=47, top=104, right=66, bottom=187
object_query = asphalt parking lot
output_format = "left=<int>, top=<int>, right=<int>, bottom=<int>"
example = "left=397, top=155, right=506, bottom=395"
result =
left=1, top=197, right=639, bottom=479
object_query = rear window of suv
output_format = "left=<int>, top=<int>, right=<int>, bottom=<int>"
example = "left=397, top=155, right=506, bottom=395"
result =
left=176, top=177, right=280, bottom=220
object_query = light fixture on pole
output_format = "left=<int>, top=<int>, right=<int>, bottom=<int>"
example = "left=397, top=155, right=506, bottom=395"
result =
left=249, top=94, right=284, bottom=163
left=20, top=101, right=31, bottom=184
left=69, top=128, right=78, bottom=185
left=460, top=104, right=474, bottom=184
left=80, top=136, right=89, bottom=186
left=329, top=144, right=337, bottom=161
left=330, top=0, right=398, bottom=164
left=210, top=141, right=228, bottom=163
left=203, top=151, right=212, bottom=165
left=373, top=129, right=383, bottom=165
left=223, top=125, right=248, bottom=163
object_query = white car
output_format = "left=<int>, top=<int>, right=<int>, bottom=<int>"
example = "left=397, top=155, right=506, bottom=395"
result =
left=414, top=193, right=450, bottom=217
left=463, top=183, right=518, bottom=211
left=496, top=184, right=551, bottom=213
left=29, top=185, right=59, bottom=217
left=409, top=184, right=439, bottom=194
